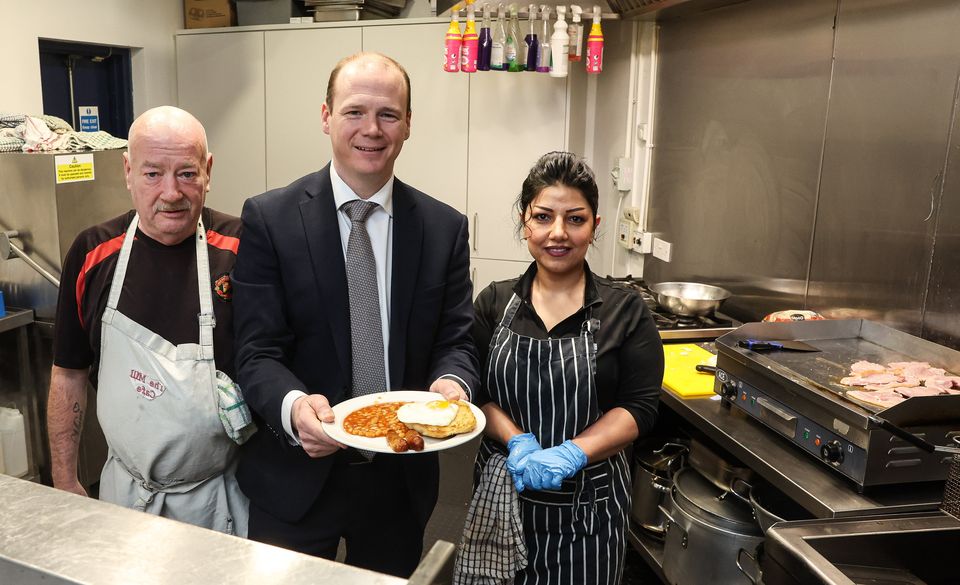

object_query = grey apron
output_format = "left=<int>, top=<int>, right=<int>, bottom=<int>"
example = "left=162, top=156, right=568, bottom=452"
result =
left=96, top=214, right=248, bottom=536
left=476, top=293, right=632, bottom=585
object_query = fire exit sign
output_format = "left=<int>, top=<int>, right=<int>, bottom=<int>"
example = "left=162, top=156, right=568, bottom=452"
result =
left=78, top=106, right=100, bottom=132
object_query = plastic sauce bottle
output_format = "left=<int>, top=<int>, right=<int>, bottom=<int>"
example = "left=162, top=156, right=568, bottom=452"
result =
left=568, top=5, right=583, bottom=62
left=550, top=6, right=569, bottom=77
left=506, top=4, right=524, bottom=72
left=443, top=6, right=463, bottom=73
left=536, top=5, right=552, bottom=72
left=477, top=3, right=492, bottom=71
left=524, top=4, right=539, bottom=72
left=461, top=1, right=479, bottom=73
left=0, top=407, right=28, bottom=478
left=491, top=3, right=507, bottom=71
left=586, top=5, right=603, bottom=74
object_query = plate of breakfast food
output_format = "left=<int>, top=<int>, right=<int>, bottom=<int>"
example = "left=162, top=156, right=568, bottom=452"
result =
left=321, top=391, right=486, bottom=454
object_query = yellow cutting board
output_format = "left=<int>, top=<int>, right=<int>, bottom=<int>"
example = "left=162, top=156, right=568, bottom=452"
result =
left=662, top=344, right=718, bottom=398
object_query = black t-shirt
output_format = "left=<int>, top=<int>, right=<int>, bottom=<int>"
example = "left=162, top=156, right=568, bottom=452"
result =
left=53, top=208, right=242, bottom=385
left=472, top=262, right=664, bottom=435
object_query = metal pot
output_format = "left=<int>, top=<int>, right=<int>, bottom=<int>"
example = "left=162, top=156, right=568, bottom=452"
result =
left=649, top=282, right=732, bottom=317
left=687, top=438, right=754, bottom=492
left=661, top=468, right=764, bottom=585
left=631, top=440, right=688, bottom=536
left=730, top=478, right=813, bottom=534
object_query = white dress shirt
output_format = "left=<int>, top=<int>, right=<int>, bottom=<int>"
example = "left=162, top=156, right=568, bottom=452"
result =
left=281, top=165, right=393, bottom=442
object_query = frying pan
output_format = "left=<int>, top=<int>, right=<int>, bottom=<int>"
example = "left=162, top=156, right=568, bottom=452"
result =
left=649, top=282, right=732, bottom=317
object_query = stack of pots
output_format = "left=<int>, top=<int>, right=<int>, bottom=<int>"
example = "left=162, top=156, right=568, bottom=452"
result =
left=656, top=437, right=815, bottom=585
left=631, top=439, right=688, bottom=536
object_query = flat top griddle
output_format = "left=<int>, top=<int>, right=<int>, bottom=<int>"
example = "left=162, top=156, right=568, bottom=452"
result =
left=716, top=319, right=960, bottom=427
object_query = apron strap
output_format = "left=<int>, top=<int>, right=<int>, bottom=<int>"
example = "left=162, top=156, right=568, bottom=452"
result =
left=195, top=216, right=215, bottom=361
left=105, top=214, right=141, bottom=311
left=498, top=293, right=523, bottom=328
left=111, top=452, right=216, bottom=498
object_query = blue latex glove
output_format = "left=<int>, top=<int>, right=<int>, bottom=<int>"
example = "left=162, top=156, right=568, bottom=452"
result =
left=519, top=440, right=588, bottom=492
left=506, top=433, right=542, bottom=492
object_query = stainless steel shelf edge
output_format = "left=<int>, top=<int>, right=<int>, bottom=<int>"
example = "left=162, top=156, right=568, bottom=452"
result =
left=0, top=308, right=34, bottom=334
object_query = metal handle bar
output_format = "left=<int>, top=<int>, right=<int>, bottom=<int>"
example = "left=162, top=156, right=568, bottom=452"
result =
left=1, top=231, right=61, bottom=288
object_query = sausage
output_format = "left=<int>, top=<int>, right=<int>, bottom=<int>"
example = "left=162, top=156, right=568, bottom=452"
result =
left=386, top=430, right=409, bottom=453
left=405, top=429, right=425, bottom=452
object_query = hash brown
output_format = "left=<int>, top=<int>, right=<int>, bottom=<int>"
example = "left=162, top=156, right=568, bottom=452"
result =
left=404, top=400, right=477, bottom=438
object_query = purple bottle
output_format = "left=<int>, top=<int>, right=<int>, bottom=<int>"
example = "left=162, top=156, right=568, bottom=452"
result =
left=524, top=4, right=539, bottom=71
left=478, top=4, right=492, bottom=71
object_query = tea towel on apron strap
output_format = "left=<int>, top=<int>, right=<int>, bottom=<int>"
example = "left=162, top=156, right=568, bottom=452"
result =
left=96, top=214, right=248, bottom=536
left=475, top=293, right=631, bottom=585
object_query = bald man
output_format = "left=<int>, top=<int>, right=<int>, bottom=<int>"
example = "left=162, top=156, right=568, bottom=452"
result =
left=48, top=106, right=249, bottom=535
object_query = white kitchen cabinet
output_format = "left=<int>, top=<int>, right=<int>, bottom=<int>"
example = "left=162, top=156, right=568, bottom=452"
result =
left=176, top=32, right=266, bottom=216
left=471, top=257, right=531, bottom=300
left=467, top=73, right=569, bottom=262
left=363, top=23, right=469, bottom=213
left=264, top=28, right=362, bottom=190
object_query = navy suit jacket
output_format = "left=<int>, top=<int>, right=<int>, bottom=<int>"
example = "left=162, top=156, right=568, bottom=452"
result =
left=232, top=164, right=479, bottom=523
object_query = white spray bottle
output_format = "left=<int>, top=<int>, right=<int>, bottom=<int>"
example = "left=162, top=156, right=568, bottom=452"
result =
left=550, top=6, right=569, bottom=77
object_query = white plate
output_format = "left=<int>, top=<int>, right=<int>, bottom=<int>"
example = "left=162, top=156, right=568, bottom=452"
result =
left=321, top=391, right=486, bottom=454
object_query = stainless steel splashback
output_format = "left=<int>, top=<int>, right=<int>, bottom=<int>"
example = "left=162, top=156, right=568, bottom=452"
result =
left=0, top=151, right=131, bottom=319
left=644, top=0, right=960, bottom=348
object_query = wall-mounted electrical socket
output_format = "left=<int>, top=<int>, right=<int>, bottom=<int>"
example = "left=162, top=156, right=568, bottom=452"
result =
left=623, top=206, right=641, bottom=224
left=614, top=157, right=634, bottom=191
left=632, top=230, right=654, bottom=254
left=652, top=237, right=673, bottom=262
left=617, top=218, right=637, bottom=250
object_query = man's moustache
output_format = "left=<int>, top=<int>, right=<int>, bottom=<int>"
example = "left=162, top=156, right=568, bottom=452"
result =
left=155, top=203, right=191, bottom=212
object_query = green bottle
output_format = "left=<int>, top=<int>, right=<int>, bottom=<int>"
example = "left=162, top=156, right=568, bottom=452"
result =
left=506, top=4, right=524, bottom=72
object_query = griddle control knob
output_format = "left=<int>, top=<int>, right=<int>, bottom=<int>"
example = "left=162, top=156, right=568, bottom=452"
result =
left=720, top=380, right=738, bottom=399
left=821, top=440, right=844, bottom=464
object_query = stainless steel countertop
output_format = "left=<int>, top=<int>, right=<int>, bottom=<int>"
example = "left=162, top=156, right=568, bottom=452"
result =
left=0, top=475, right=406, bottom=585
left=660, top=390, right=944, bottom=518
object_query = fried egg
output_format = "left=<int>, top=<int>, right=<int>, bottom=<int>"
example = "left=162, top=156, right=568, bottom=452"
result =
left=397, top=400, right=459, bottom=427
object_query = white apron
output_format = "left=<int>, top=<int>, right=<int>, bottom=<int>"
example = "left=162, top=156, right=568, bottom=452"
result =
left=96, top=214, right=248, bottom=536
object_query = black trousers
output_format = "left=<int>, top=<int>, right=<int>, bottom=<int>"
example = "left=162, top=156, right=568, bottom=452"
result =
left=248, top=452, right=426, bottom=578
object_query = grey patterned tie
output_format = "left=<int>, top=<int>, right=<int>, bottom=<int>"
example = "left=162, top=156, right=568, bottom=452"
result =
left=342, top=200, right=387, bottom=404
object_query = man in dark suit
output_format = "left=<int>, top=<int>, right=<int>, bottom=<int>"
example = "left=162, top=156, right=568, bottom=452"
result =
left=231, top=52, right=479, bottom=577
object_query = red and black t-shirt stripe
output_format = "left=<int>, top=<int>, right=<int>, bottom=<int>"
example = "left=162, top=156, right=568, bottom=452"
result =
left=54, top=208, right=242, bottom=384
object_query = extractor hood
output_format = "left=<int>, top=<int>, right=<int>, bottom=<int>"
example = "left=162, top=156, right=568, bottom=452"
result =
left=599, top=0, right=750, bottom=21
left=436, top=0, right=747, bottom=20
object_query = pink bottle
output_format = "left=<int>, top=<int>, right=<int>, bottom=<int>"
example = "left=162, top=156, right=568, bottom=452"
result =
left=444, top=8, right=463, bottom=72
left=461, top=1, right=479, bottom=73
left=585, top=6, right=603, bottom=74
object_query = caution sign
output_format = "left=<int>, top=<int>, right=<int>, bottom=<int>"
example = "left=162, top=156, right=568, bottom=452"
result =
left=55, top=154, right=96, bottom=184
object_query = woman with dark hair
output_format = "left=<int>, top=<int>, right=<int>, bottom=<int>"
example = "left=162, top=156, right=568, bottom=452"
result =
left=464, top=152, right=663, bottom=584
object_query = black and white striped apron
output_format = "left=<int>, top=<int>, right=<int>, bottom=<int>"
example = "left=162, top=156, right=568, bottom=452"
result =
left=475, top=293, right=632, bottom=585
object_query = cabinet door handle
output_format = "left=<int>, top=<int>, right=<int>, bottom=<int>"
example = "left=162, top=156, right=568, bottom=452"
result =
left=471, top=268, right=477, bottom=296
left=472, top=213, right=479, bottom=253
